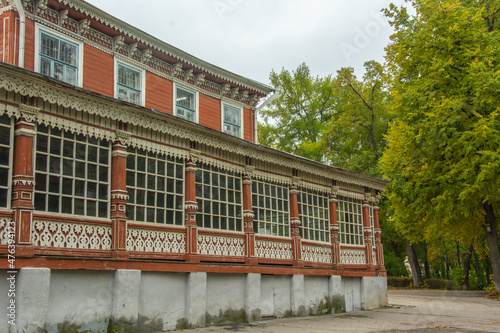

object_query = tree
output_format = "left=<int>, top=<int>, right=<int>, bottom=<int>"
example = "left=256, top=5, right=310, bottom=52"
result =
left=258, top=63, right=336, bottom=162
left=381, top=0, right=500, bottom=291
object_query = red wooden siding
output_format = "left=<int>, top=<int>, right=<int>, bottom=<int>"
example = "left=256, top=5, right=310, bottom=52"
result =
left=83, top=44, right=114, bottom=97
left=145, top=71, right=173, bottom=114
left=24, top=18, right=35, bottom=71
left=244, top=107, right=254, bottom=142
left=199, top=94, right=221, bottom=131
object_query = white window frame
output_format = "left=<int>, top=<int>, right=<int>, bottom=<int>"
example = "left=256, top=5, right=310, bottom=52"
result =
left=221, top=102, right=243, bottom=138
left=252, top=179, right=290, bottom=238
left=297, top=188, right=330, bottom=243
left=337, top=196, right=364, bottom=246
left=0, top=114, right=13, bottom=210
left=174, top=84, right=199, bottom=123
left=34, top=24, right=84, bottom=87
left=114, top=59, right=146, bottom=106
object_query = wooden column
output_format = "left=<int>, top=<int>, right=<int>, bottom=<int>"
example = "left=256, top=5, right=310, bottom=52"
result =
left=110, top=134, right=129, bottom=259
left=12, top=105, right=38, bottom=256
left=329, top=187, right=341, bottom=268
left=289, top=180, right=303, bottom=267
left=184, top=158, right=199, bottom=262
left=243, top=166, right=257, bottom=264
left=373, top=196, right=385, bottom=270
left=362, top=193, right=374, bottom=269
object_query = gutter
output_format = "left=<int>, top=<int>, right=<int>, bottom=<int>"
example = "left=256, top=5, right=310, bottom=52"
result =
left=11, top=0, right=25, bottom=68
left=254, top=88, right=280, bottom=144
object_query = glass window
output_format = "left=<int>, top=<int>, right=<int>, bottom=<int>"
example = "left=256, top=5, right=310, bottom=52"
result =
left=297, top=188, right=330, bottom=243
left=369, top=203, right=375, bottom=244
left=39, top=31, right=78, bottom=85
left=252, top=179, right=289, bottom=237
left=195, top=163, right=242, bottom=232
left=126, top=148, right=184, bottom=225
left=175, top=87, right=196, bottom=122
left=34, top=125, right=110, bottom=217
left=337, top=196, right=364, bottom=245
left=223, top=104, right=241, bottom=137
left=0, top=114, right=12, bottom=208
left=117, top=63, right=142, bottom=105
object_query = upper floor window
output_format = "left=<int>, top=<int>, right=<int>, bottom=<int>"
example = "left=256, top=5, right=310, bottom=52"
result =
left=175, top=86, right=196, bottom=122
left=39, top=30, right=79, bottom=85
left=222, top=104, right=241, bottom=137
left=117, top=62, right=142, bottom=105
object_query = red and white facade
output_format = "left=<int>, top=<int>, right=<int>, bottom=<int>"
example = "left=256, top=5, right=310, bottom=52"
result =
left=0, top=1, right=388, bottom=331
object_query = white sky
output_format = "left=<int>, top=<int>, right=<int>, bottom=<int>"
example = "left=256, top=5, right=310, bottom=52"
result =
left=85, top=0, right=405, bottom=87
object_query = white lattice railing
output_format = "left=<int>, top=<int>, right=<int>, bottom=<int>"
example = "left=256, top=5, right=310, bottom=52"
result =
left=32, top=220, right=112, bottom=250
left=0, top=217, right=13, bottom=245
left=255, top=239, right=293, bottom=260
left=126, top=228, right=186, bottom=253
left=198, top=234, right=245, bottom=257
left=340, top=247, right=366, bottom=265
left=301, top=244, right=332, bottom=264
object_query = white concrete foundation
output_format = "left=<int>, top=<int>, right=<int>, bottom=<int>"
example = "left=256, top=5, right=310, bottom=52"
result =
left=0, top=268, right=387, bottom=332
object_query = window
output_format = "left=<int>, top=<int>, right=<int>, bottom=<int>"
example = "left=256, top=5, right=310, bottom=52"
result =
left=175, top=86, right=196, bottom=122
left=298, top=188, right=330, bottom=243
left=252, top=180, right=289, bottom=237
left=39, top=30, right=79, bottom=85
left=195, top=164, right=242, bottom=231
left=0, top=114, right=12, bottom=208
left=34, top=125, right=110, bottom=217
left=126, top=148, right=184, bottom=225
left=117, top=62, right=142, bottom=105
left=369, top=203, right=375, bottom=245
left=337, top=196, right=364, bottom=245
left=223, top=104, right=241, bottom=137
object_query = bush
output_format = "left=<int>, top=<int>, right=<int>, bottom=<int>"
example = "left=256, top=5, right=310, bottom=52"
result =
left=388, top=277, right=413, bottom=288
left=425, top=279, right=453, bottom=290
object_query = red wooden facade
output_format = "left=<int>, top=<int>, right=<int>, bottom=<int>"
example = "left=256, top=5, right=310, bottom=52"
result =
left=0, top=0, right=387, bottom=280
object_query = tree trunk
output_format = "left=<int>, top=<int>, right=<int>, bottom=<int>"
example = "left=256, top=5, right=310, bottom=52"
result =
left=406, top=239, right=423, bottom=287
left=472, top=251, right=484, bottom=290
left=486, top=258, right=492, bottom=286
left=461, top=244, right=473, bottom=291
left=456, top=241, right=461, bottom=267
left=423, top=242, right=431, bottom=279
left=444, top=241, right=450, bottom=280
left=483, top=203, right=500, bottom=292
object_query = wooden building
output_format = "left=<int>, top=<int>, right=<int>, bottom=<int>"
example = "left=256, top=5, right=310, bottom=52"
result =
left=0, top=1, right=388, bottom=332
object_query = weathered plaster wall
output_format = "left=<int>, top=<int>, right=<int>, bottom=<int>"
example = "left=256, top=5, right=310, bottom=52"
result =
left=0, top=268, right=387, bottom=333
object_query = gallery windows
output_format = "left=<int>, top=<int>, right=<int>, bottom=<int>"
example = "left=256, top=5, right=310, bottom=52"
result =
left=0, top=114, right=12, bottom=208
left=252, top=180, right=289, bottom=237
left=298, top=188, right=330, bottom=243
left=337, top=196, right=364, bottom=246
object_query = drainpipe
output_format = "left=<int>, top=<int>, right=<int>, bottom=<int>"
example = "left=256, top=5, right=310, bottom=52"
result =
left=12, top=0, right=25, bottom=68
left=254, top=88, right=280, bottom=144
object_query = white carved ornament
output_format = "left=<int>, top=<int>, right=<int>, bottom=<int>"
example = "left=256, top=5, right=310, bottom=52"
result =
left=198, top=234, right=245, bottom=257
left=0, top=218, right=13, bottom=245
left=32, top=220, right=112, bottom=250
left=373, top=249, right=377, bottom=266
left=340, top=248, right=367, bottom=265
left=302, top=244, right=333, bottom=264
left=255, top=239, right=293, bottom=260
left=126, top=228, right=186, bottom=253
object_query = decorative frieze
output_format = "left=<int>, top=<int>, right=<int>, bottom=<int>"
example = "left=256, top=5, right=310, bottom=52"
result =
left=198, top=234, right=245, bottom=257
left=126, top=228, right=186, bottom=253
left=32, top=220, right=112, bottom=250
left=302, top=244, right=333, bottom=264
left=255, top=239, right=293, bottom=260
left=0, top=218, right=13, bottom=245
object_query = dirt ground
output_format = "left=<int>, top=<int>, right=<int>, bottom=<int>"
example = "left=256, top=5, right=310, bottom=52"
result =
left=184, top=289, right=500, bottom=333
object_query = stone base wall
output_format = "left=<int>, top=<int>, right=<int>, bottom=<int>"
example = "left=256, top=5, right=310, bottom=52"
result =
left=0, top=268, right=387, bottom=332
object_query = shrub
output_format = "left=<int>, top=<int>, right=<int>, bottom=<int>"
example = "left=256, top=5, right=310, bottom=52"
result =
left=425, top=279, right=453, bottom=290
left=387, top=277, right=412, bottom=288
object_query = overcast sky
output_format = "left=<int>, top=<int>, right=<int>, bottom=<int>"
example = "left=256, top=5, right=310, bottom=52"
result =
left=85, top=0, right=405, bottom=87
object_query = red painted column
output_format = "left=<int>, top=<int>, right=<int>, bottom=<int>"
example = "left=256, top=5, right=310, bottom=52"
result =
left=373, top=196, right=385, bottom=271
left=184, top=159, right=199, bottom=262
left=362, top=193, right=374, bottom=269
left=243, top=166, right=257, bottom=264
left=12, top=105, right=38, bottom=256
left=329, top=188, right=341, bottom=268
left=289, top=181, right=303, bottom=267
left=110, top=137, right=129, bottom=259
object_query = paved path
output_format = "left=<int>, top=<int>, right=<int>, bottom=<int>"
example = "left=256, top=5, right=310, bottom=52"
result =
left=185, top=290, right=500, bottom=333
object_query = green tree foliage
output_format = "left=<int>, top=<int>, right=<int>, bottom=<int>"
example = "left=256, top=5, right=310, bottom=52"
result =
left=380, top=0, right=500, bottom=291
